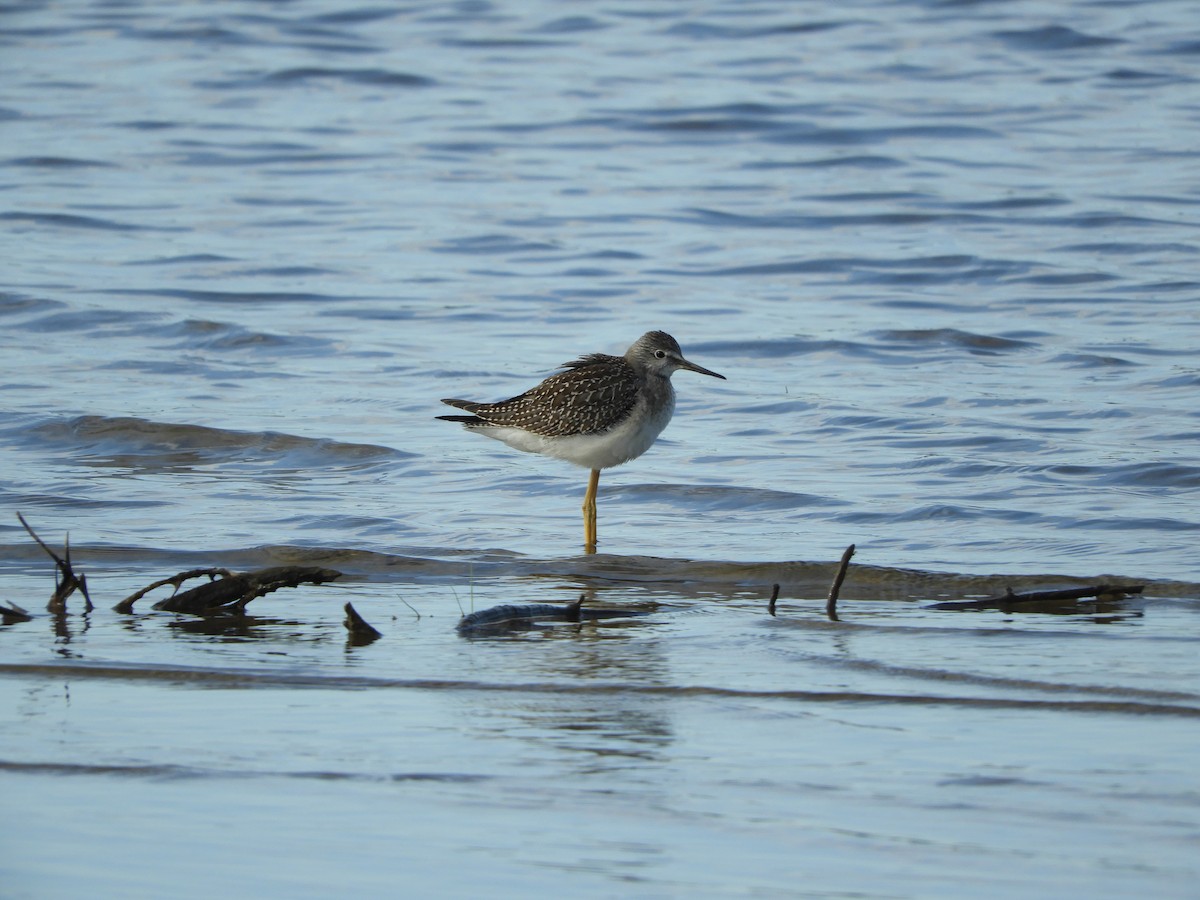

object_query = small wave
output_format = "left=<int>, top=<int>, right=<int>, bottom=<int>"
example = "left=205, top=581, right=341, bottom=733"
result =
left=661, top=258, right=848, bottom=278
left=947, top=196, right=1069, bottom=211
left=769, top=154, right=906, bottom=170
left=309, top=8, right=399, bottom=26
left=873, top=328, right=1036, bottom=353
left=103, top=287, right=352, bottom=305
left=1049, top=352, right=1136, bottom=369
left=439, top=37, right=565, bottom=50
left=26, top=415, right=410, bottom=474
left=0, top=758, right=490, bottom=783
left=1059, top=241, right=1200, bottom=256
left=0, top=294, right=63, bottom=317
left=1164, top=39, right=1200, bottom=56
left=1047, top=461, right=1200, bottom=489
left=4, top=156, right=116, bottom=169
left=660, top=252, right=1036, bottom=287
left=635, top=115, right=778, bottom=134
left=14, top=306, right=158, bottom=335
left=616, top=483, right=831, bottom=513
left=994, top=25, right=1122, bottom=51
left=670, top=209, right=998, bottom=238
left=1047, top=211, right=1182, bottom=229
left=1103, top=68, right=1176, bottom=85
left=536, top=16, right=608, bottom=34
left=230, top=265, right=337, bottom=278
left=1151, top=372, right=1200, bottom=389
left=430, top=234, right=562, bottom=255
left=173, top=148, right=372, bottom=168
left=1016, top=271, right=1119, bottom=286
left=662, top=21, right=850, bottom=41
left=0, top=210, right=180, bottom=232
left=123, top=25, right=263, bottom=47
left=766, top=123, right=998, bottom=146
left=155, top=318, right=336, bottom=354
left=774, top=650, right=1200, bottom=704
left=199, top=67, right=435, bottom=89
left=118, top=119, right=177, bottom=131
left=123, top=253, right=237, bottom=266
left=699, top=337, right=865, bottom=360
left=2, top=661, right=1195, bottom=718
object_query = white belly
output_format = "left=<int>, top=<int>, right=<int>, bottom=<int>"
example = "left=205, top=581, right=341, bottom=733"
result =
left=476, top=392, right=675, bottom=471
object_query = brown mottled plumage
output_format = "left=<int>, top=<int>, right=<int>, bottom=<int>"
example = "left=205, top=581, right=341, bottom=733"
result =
left=439, top=352, right=641, bottom=436
left=437, top=331, right=724, bottom=551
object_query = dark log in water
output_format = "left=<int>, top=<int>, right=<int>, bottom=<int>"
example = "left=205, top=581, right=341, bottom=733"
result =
left=926, top=584, right=1144, bottom=611
left=457, top=595, right=648, bottom=636
left=149, top=566, right=343, bottom=615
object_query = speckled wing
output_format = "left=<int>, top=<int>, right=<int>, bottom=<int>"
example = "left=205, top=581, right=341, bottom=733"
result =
left=444, top=353, right=640, bottom=437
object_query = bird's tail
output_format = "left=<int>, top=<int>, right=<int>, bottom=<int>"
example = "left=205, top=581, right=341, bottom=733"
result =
left=437, top=398, right=485, bottom=425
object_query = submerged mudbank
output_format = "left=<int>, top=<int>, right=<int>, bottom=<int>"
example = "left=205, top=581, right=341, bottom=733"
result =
left=3, top=514, right=1186, bottom=643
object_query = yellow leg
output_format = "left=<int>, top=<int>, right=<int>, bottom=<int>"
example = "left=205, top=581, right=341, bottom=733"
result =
left=583, top=468, right=600, bottom=553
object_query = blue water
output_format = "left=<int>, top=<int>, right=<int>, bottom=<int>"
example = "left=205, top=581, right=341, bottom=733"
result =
left=2, top=1, right=1199, bottom=897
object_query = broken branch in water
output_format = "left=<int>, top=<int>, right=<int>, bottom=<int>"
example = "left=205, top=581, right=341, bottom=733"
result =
left=343, top=602, right=382, bottom=645
left=826, top=543, right=855, bottom=622
left=114, top=568, right=234, bottom=614
left=147, top=566, right=343, bottom=615
left=1, top=601, right=33, bottom=624
left=17, top=512, right=92, bottom=613
left=767, top=583, right=780, bottom=617
left=926, top=583, right=1145, bottom=611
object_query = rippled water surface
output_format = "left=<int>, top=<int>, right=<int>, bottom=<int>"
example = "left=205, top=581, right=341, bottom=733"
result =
left=2, top=1, right=1199, bottom=897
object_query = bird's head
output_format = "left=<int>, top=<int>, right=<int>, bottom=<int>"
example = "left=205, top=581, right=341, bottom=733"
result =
left=627, top=331, right=725, bottom=380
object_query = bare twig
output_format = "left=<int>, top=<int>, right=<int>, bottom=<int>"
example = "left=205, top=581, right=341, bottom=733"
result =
left=767, top=583, right=780, bottom=617
left=826, top=544, right=855, bottom=622
left=397, top=594, right=422, bottom=620
left=18, top=512, right=92, bottom=613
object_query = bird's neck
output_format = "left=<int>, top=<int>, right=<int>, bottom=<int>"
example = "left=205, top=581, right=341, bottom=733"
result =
left=642, top=372, right=676, bottom=408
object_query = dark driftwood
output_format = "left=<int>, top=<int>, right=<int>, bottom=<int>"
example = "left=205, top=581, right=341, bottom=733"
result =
left=18, top=512, right=92, bottom=613
left=10, top=512, right=1152, bottom=632
left=457, top=595, right=648, bottom=636
left=151, top=566, right=343, bottom=615
left=826, top=544, right=855, bottom=622
left=926, top=584, right=1145, bottom=611
left=1, top=601, right=33, bottom=624
left=18, top=513, right=91, bottom=614
left=343, top=602, right=382, bottom=645
left=767, top=583, right=780, bottom=617
left=115, top=568, right=234, bottom=614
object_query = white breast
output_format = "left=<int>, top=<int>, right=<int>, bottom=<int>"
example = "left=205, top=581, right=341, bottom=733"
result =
left=477, top=387, right=676, bottom=471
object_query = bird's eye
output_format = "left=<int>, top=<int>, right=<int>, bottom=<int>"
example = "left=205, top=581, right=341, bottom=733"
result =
left=654, top=349, right=667, bottom=359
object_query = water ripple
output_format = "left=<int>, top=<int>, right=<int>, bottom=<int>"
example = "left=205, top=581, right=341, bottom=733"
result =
left=0, top=211, right=181, bottom=232
left=21, top=415, right=410, bottom=474
left=993, top=25, right=1123, bottom=52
